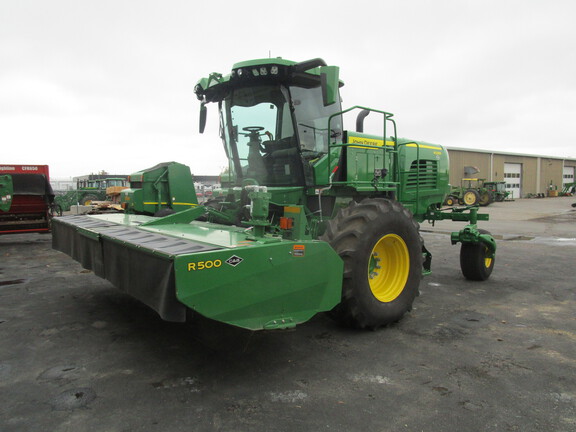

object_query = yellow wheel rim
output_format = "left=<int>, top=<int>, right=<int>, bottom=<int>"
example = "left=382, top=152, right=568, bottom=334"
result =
left=463, top=192, right=476, bottom=205
left=484, top=246, right=493, bottom=268
left=368, top=234, right=410, bottom=303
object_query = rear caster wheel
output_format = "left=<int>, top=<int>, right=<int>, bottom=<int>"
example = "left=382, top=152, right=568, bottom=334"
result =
left=460, top=229, right=495, bottom=281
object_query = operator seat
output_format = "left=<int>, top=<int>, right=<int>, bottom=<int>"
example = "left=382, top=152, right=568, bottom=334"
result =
left=270, top=147, right=303, bottom=185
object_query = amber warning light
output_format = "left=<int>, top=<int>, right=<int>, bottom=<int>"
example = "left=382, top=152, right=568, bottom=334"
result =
left=279, top=217, right=293, bottom=230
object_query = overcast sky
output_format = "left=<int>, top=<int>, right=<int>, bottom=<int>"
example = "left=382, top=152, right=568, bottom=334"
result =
left=1, top=0, right=575, bottom=179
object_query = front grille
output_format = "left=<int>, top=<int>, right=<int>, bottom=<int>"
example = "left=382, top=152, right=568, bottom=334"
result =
left=406, top=160, right=437, bottom=189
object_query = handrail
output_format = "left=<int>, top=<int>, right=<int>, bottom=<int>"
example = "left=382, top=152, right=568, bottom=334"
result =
left=327, top=106, right=398, bottom=192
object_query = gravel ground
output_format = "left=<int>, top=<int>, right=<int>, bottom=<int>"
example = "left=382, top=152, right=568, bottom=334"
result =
left=1, top=197, right=575, bottom=432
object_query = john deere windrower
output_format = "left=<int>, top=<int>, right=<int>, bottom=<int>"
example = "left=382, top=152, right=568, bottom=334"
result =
left=52, top=58, right=496, bottom=331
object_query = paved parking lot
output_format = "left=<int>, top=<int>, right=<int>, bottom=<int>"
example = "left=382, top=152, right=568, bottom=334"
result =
left=1, top=197, right=575, bottom=432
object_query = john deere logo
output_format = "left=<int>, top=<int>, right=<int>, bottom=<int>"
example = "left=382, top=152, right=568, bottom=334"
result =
left=226, top=255, right=243, bottom=267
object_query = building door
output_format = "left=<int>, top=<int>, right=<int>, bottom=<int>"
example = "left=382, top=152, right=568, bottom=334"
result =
left=504, top=163, right=522, bottom=198
left=563, top=166, right=575, bottom=192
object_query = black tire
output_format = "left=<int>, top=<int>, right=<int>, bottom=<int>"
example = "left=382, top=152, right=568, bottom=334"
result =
left=445, top=195, right=456, bottom=206
left=478, top=191, right=492, bottom=206
left=154, top=208, right=175, bottom=217
left=460, top=229, right=495, bottom=281
left=81, top=194, right=98, bottom=206
left=462, top=189, right=480, bottom=206
left=321, top=198, right=422, bottom=329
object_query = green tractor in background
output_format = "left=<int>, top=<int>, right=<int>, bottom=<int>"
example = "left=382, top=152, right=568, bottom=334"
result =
left=52, top=57, right=496, bottom=331
left=444, top=178, right=494, bottom=206
left=484, top=181, right=510, bottom=202
left=54, top=177, right=128, bottom=211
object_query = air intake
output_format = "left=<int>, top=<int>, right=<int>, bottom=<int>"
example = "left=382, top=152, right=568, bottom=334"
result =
left=406, top=160, right=438, bottom=189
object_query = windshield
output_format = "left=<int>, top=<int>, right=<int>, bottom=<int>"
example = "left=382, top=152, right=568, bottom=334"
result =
left=106, top=179, right=126, bottom=187
left=220, top=83, right=342, bottom=186
left=290, top=85, right=342, bottom=154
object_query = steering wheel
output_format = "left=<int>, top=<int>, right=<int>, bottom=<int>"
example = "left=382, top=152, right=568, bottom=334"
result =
left=242, top=126, right=273, bottom=152
left=243, top=126, right=264, bottom=132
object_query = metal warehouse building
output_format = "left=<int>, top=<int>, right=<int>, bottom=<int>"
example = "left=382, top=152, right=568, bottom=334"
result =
left=445, top=147, right=576, bottom=199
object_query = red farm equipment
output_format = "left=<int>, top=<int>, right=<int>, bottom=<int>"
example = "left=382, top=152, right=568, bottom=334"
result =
left=0, top=165, right=59, bottom=234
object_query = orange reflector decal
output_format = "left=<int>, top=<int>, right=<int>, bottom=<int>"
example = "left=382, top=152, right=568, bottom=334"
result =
left=292, top=244, right=305, bottom=257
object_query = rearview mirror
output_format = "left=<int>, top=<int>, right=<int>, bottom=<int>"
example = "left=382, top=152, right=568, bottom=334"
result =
left=199, top=103, right=207, bottom=133
left=320, top=65, right=340, bottom=106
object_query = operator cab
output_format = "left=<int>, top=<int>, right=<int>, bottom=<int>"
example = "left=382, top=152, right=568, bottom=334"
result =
left=196, top=58, right=343, bottom=188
